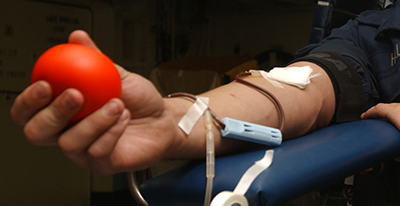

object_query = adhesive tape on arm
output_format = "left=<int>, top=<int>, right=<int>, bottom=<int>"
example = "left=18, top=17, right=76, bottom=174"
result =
left=178, top=96, right=209, bottom=134
left=210, top=191, right=248, bottom=206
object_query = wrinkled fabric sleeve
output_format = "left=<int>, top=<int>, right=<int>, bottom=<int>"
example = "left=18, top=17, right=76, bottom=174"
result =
left=291, top=20, right=379, bottom=123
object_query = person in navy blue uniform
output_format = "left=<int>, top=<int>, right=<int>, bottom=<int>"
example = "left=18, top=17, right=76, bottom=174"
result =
left=294, top=0, right=400, bottom=128
left=9, top=1, right=400, bottom=174
left=296, top=0, right=397, bottom=118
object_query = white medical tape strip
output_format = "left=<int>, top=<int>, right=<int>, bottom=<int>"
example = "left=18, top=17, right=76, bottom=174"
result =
left=249, top=70, right=283, bottom=88
left=318, top=1, right=330, bottom=6
left=233, top=150, right=274, bottom=195
left=178, top=96, right=209, bottom=135
left=209, top=150, right=274, bottom=206
left=209, top=191, right=249, bottom=206
left=344, top=175, right=354, bottom=185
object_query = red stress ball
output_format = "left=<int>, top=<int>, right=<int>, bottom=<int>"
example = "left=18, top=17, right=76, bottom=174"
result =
left=31, top=43, right=121, bottom=124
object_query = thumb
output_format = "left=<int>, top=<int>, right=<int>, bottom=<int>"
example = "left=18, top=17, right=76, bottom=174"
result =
left=68, top=30, right=101, bottom=52
left=361, top=104, right=385, bottom=120
left=67, top=30, right=129, bottom=79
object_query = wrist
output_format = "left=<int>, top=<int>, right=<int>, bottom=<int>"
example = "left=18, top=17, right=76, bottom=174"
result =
left=162, top=97, right=203, bottom=159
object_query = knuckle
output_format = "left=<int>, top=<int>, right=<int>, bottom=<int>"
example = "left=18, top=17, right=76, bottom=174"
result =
left=375, top=103, right=385, bottom=110
left=11, top=96, right=34, bottom=125
left=10, top=96, right=26, bottom=125
left=83, top=113, right=119, bottom=137
left=87, top=120, right=108, bottom=134
left=58, top=138, right=80, bottom=155
left=23, top=126, right=40, bottom=145
left=23, top=125, right=56, bottom=146
left=87, top=146, right=108, bottom=159
left=11, top=84, right=53, bottom=125
left=48, top=103, right=73, bottom=124
left=10, top=108, right=26, bottom=125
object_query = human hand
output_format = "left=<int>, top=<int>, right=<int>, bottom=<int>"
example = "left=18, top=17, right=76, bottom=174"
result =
left=361, top=103, right=400, bottom=130
left=10, top=30, right=180, bottom=174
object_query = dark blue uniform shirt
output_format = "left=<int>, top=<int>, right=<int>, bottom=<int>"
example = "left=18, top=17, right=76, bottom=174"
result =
left=296, top=0, right=400, bottom=110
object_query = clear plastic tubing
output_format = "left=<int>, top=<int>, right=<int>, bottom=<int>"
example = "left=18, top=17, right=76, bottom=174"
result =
left=204, top=109, right=215, bottom=206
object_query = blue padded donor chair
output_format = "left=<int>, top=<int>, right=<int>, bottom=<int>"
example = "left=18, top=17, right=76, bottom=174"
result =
left=135, top=1, right=400, bottom=205
left=140, top=120, right=400, bottom=205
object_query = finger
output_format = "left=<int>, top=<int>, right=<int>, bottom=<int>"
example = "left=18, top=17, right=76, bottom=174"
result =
left=58, top=98, right=125, bottom=161
left=68, top=30, right=101, bottom=52
left=10, top=81, right=52, bottom=125
left=67, top=31, right=131, bottom=84
left=86, top=109, right=131, bottom=175
left=24, top=88, right=84, bottom=146
left=87, top=108, right=130, bottom=159
left=114, top=63, right=130, bottom=80
left=361, top=103, right=390, bottom=120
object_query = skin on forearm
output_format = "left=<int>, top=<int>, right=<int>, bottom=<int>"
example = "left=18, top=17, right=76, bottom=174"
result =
left=163, top=61, right=336, bottom=160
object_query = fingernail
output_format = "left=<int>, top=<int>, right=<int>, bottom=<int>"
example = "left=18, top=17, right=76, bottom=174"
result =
left=33, top=83, right=48, bottom=99
left=61, top=93, right=79, bottom=109
left=103, top=100, right=121, bottom=117
left=119, top=109, right=130, bottom=121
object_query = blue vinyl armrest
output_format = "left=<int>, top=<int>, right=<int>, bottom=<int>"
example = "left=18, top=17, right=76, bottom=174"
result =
left=140, top=120, right=400, bottom=206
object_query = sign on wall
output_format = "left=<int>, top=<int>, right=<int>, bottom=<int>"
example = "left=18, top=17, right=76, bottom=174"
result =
left=0, top=0, right=92, bottom=104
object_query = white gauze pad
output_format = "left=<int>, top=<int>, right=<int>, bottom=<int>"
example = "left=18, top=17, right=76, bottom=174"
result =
left=251, top=66, right=320, bottom=89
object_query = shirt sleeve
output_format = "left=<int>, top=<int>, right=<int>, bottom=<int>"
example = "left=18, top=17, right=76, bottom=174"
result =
left=294, top=18, right=380, bottom=111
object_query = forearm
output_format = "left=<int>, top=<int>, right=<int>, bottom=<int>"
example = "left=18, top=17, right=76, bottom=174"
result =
left=163, top=61, right=335, bottom=160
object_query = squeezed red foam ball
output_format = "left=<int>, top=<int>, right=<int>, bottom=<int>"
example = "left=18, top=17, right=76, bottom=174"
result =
left=31, top=43, right=121, bottom=124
